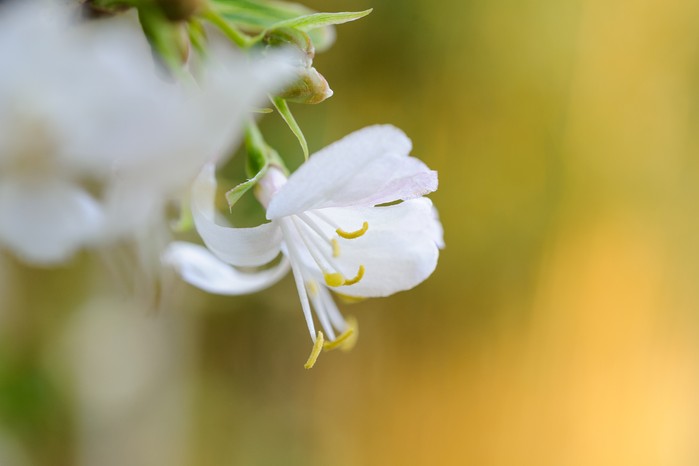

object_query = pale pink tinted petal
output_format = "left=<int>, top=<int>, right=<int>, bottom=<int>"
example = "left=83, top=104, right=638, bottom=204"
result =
left=267, top=125, right=438, bottom=218
left=316, top=199, right=442, bottom=297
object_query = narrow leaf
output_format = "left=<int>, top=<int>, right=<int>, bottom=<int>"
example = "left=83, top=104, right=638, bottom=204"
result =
left=210, top=0, right=354, bottom=51
left=212, top=0, right=315, bottom=29
left=272, top=96, right=308, bottom=160
left=201, top=8, right=250, bottom=47
left=266, top=9, right=372, bottom=32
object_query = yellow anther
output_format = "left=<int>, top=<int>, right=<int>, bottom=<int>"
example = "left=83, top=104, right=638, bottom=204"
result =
left=341, top=317, right=358, bottom=351
left=306, top=280, right=319, bottom=298
left=331, top=238, right=341, bottom=258
left=342, top=265, right=365, bottom=286
left=304, top=331, right=324, bottom=369
left=323, top=326, right=355, bottom=351
left=336, top=221, right=369, bottom=239
left=324, top=272, right=345, bottom=287
left=334, top=293, right=367, bottom=304
left=328, top=316, right=358, bottom=352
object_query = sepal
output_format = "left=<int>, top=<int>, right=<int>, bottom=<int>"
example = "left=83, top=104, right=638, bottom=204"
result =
left=225, top=165, right=268, bottom=208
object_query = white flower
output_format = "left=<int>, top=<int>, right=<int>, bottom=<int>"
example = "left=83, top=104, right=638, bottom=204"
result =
left=165, top=125, right=444, bottom=367
left=0, top=1, right=291, bottom=265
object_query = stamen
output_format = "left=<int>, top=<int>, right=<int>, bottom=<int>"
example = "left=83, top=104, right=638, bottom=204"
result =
left=309, top=211, right=340, bottom=230
left=308, top=284, right=337, bottom=340
left=324, top=316, right=358, bottom=352
left=304, top=331, right=324, bottom=369
left=340, top=316, right=359, bottom=352
left=333, top=293, right=367, bottom=304
left=320, top=287, right=350, bottom=331
left=292, top=218, right=335, bottom=274
left=280, top=221, right=316, bottom=340
left=323, top=327, right=354, bottom=351
left=337, top=221, right=369, bottom=239
left=306, top=279, right=319, bottom=298
left=297, top=212, right=342, bottom=260
left=297, top=212, right=332, bottom=242
left=324, top=272, right=345, bottom=287
left=343, top=265, right=365, bottom=286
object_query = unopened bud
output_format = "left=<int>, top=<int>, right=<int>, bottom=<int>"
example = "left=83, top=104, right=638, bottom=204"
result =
left=263, top=28, right=314, bottom=68
left=279, top=66, right=333, bottom=104
left=260, top=28, right=333, bottom=104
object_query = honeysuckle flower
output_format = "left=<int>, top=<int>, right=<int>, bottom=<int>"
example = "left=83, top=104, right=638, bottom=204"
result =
left=165, top=125, right=444, bottom=367
left=0, top=1, right=292, bottom=265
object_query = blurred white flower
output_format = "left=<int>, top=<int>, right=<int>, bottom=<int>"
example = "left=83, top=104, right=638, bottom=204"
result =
left=0, top=1, right=291, bottom=265
left=165, top=125, right=444, bottom=366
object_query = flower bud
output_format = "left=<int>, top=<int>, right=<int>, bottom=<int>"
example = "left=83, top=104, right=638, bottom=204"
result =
left=263, top=28, right=315, bottom=68
left=260, top=28, right=332, bottom=104
left=279, top=66, right=333, bottom=104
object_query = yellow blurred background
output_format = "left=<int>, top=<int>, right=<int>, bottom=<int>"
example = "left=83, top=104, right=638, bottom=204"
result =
left=3, top=0, right=699, bottom=464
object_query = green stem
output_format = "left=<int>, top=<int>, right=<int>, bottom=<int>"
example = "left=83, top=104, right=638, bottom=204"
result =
left=245, top=120, right=288, bottom=176
left=200, top=8, right=251, bottom=48
left=137, top=6, right=184, bottom=73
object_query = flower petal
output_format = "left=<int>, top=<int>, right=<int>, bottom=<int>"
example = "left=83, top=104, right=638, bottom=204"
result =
left=192, top=164, right=283, bottom=267
left=0, top=177, right=103, bottom=265
left=314, top=199, right=442, bottom=297
left=163, top=242, right=290, bottom=295
left=267, top=125, right=437, bottom=218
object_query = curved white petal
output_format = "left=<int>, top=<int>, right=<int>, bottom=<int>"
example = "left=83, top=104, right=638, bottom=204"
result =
left=313, top=199, right=442, bottom=297
left=267, top=125, right=438, bottom=218
left=163, top=242, right=290, bottom=295
left=0, top=177, right=104, bottom=265
left=192, top=164, right=283, bottom=267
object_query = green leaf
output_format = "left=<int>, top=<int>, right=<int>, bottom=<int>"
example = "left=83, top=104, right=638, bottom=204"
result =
left=212, top=0, right=315, bottom=30
left=209, top=0, right=339, bottom=51
left=265, top=9, right=372, bottom=32
left=225, top=166, right=268, bottom=208
left=200, top=8, right=250, bottom=48
left=271, top=96, right=308, bottom=160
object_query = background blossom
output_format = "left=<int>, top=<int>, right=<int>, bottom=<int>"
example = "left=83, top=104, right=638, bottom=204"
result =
left=0, top=1, right=291, bottom=264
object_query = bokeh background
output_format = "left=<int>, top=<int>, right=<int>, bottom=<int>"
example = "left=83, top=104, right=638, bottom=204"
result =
left=3, top=0, right=699, bottom=464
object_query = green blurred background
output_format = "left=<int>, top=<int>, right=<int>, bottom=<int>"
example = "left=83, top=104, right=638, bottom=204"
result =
left=3, top=0, right=699, bottom=464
